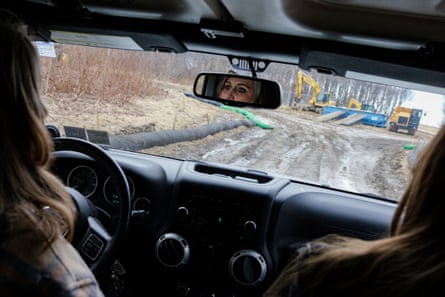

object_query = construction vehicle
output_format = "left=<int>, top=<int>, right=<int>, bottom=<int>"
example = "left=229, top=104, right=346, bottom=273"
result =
left=295, top=70, right=336, bottom=113
left=388, top=106, right=423, bottom=135
left=347, top=98, right=376, bottom=112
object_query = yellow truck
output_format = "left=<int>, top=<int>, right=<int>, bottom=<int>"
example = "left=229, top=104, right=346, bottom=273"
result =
left=388, top=106, right=423, bottom=136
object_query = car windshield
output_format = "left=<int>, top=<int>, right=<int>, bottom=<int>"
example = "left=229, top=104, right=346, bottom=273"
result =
left=39, top=43, right=441, bottom=202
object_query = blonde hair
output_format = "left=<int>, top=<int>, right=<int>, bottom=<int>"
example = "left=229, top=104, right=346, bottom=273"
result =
left=265, top=125, right=445, bottom=297
left=0, top=9, right=76, bottom=246
left=218, top=75, right=261, bottom=103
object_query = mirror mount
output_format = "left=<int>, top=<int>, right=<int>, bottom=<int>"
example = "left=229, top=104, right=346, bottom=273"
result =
left=227, top=56, right=271, bottom=78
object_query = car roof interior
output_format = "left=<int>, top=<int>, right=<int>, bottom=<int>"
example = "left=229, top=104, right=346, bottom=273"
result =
left=5, top=0, right=445, bottom=92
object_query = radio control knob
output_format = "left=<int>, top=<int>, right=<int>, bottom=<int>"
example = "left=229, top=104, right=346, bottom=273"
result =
left=176, top=284, right=191, bottom=296
left=244, top=220, right=257, bottom=237
left=176, top=206, right=189, bottom=221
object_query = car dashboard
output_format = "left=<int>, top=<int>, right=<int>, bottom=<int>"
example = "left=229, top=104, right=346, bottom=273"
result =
left=52, top=146, right=395, bottom=297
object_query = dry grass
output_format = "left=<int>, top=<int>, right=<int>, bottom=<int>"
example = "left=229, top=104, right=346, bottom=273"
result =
left=40, top=45, right=247, bottom=135
left=42, top=85, right=245, bottom=136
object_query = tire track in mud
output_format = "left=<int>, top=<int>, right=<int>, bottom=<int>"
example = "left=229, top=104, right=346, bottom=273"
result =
left=195, top=109, right=417, bottom=200
left=271, top=110, right=417, bottom=199
left=143, top=108, right=428, bottom=201
left=255, top=110, right=418, bottom=200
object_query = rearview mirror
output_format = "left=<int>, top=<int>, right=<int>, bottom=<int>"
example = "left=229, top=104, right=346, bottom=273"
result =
left=193, top=73, right=281, bottom=109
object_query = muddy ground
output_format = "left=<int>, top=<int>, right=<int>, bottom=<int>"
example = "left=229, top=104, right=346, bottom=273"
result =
left=44, top=92, right=435, bottom=202
left=142, top=106, right=434, bottom=201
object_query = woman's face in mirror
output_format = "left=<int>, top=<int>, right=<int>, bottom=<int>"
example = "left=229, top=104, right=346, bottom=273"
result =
left=219, top=77, right=256, bottom=103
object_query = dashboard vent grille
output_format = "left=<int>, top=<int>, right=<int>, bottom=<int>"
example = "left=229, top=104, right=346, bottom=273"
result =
left=194, top=164, right=272, bottom=184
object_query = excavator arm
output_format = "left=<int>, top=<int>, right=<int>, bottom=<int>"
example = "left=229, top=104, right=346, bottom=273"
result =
left=295, top=70, right=320, bottom=104
left=348, top=98, right=362, bottom=109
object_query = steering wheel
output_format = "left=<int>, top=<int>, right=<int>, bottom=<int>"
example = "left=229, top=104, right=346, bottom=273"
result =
left=53, top=137, right=131, bottom=278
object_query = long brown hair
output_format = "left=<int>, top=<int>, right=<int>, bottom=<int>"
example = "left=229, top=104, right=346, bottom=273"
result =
left=0, top=9, right=76, bottom=245
left=265, top=125, right=445, bottom=297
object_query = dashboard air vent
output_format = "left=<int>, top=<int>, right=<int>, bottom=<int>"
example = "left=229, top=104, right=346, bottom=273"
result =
left=194, top=164, right=272, bottom=184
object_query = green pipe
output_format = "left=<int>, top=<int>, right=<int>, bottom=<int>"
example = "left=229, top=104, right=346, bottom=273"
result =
left=220, top=105, right=273, bottom=129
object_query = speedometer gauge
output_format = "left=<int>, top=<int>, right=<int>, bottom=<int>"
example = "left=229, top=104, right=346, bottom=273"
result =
left=103, top=176, right=134, bottom=206
left=67, top=165, right=98, bottom=198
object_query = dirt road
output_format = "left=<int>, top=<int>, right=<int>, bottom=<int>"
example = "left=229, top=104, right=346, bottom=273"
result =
left=45, top=92, right=433, bottom=202
left=144, top=107, right=432, bottom=201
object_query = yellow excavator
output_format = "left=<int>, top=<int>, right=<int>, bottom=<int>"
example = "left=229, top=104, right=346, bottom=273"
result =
left=295, top=70, right=336, bottom=113
left=347, top=98, right=376, bottom=112
left=348, top=98, right=362, bottom=109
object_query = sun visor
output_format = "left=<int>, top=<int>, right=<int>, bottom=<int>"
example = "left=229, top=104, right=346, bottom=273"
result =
left=282, top=0, right=445, bottom=44
left=48, top=27, right=186, bottom=53
left=299, top=45, right=445, bottom=92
